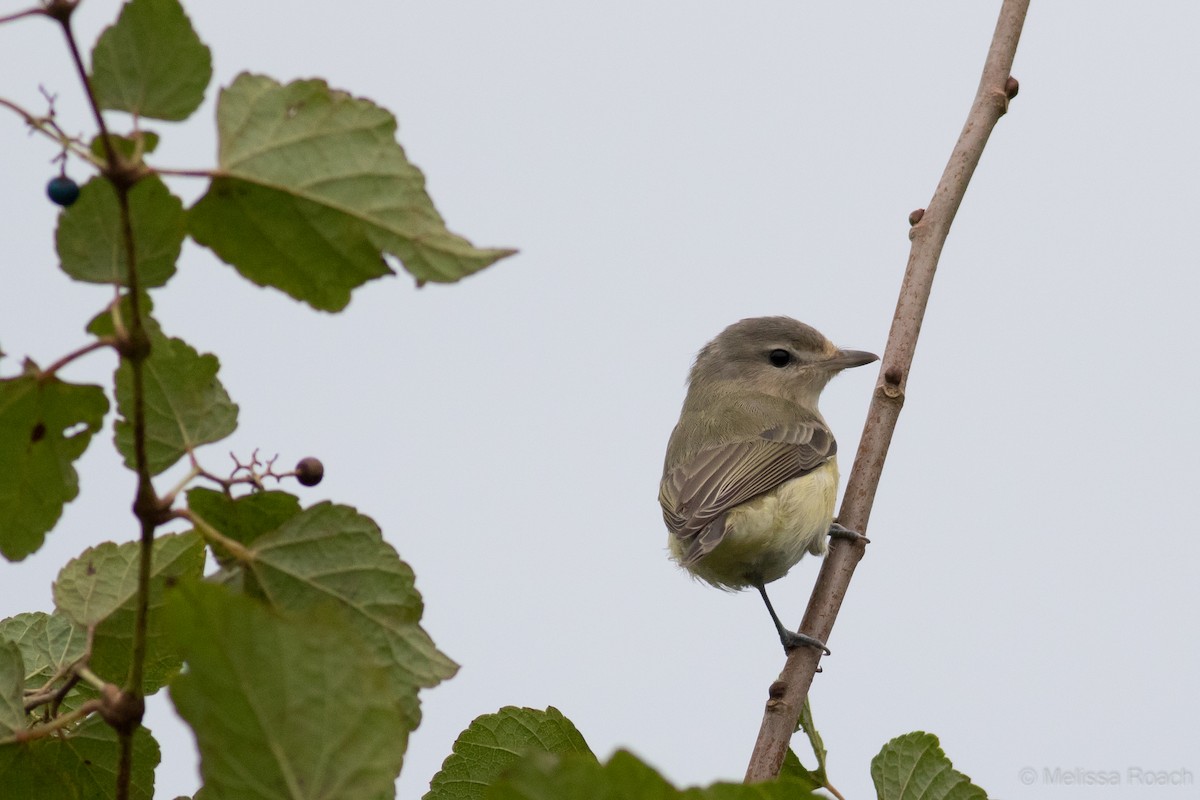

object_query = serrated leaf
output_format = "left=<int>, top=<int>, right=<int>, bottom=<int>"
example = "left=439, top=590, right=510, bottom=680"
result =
left=53, top=533, right=204, bottom=693
left=0, top=612, right=87, bottom=689
left=0, top=371, right=108, bottom=561
left=166, top=581, right=407, bottom=800
left=485, top=750, right=822, bottom=800
left=90, top=0, right=212, bottom=121
left=89, top=302, right=238, bottom=475
left=871, top=732, right=989, bottom=800
left=239, top=502, right=458, bottom=696
left=0, top=641, right=24, bottom=738
left=426, top=707, right=594, bottom=800
left=188, top=73, right=515, bottom=311
left=185, top=487, right=301, bottom=567
left=0, top=714, right=159, bottom=800
left=56, top=175, right=184, bottom=287
left=213, top=501, right=456, bottom=750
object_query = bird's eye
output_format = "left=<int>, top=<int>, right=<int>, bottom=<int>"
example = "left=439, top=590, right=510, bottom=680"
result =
left=768, top=349, right=792, bottom=367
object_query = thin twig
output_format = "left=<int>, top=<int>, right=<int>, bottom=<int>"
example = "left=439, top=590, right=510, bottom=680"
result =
left=0, top=6, right=45, bottom=25
left=744, top=0, right=1030, bottom=782
left=154, top=166, right=214, bottom=179
left=0, top=700, right=101, bottom=745
left=38, top=338, right=116, bottom=380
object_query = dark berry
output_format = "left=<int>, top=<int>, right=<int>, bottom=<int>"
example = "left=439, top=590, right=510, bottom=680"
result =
left=295, top=457, right=324, bottom=487
left=47, top=176, right=80, bottom=207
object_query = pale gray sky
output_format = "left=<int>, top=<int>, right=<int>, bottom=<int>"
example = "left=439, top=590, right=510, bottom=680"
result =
left=2, top=2, right=1198, bottom=798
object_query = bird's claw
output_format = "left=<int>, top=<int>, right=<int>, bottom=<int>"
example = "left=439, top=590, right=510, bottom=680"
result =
left=781, top=630, right=831, bottom=656
left=828, top=522, right=869, bottom=544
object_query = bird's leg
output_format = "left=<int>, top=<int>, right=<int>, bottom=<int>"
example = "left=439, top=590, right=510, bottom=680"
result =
left=752, top=580, right=831, bottom=656
left=828, top=521, right=869, bottom=544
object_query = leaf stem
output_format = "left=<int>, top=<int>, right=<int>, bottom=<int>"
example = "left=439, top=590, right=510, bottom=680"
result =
left=743, top=0, right=1031, bottom=781
left=154, top=166, right=214, bottom=179
left=180, top=508, right=254, bottom=563
left=38, top=338, right=116, bottom=380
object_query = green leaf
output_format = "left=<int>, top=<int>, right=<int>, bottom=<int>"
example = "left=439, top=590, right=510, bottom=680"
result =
left=90, top=131, right=161, bottom=160
left=89, top=302, right=238, bottom=475
left=53, top=532, right=204, bottom=693
left=0, top=612, right=87, bottom=689
left=90, top=0, right=212, bottom=121
left=238, top=502, right=458, bottom=695
left=426, top=707, right=594, bottom=800
left=0, top=715, right=159, bottom=800
left=485, top=750, right=822, bottom=800
left=166, top=581, right=408, bottom=800
left=56, top=175, right=184, bottom=287
left=871, top=732, right=989, bottom=800
left=0, top=369, right=108, bottom=561
left=214, top=500, right=456, bottom=747
left=779, top=749, right=823, bottom=793
left=185, top=487, right=301, bottom=567
left=0, top=641, right=23, bottom=739
left=188, top=73, right=515, bottom=311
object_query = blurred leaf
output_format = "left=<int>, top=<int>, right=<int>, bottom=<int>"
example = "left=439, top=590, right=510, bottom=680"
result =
left=779, top=749, right=823, bottom=793
left=0, top=369, right=108, bottom=561
left=53, top=533, right=204, bottom=693
left=90, top=131, right=161, bottom=160
left=188, top=73, right=515, bottom=311
left=0, top=641, right=23, bottom=738
left=0, top=612, right=87, bottom=689
left=56, top=175, right=184, bottom=287
left=89, top=301, right=238, bottom=475
left=166, top=581, right=406, bottom=800
left=871, top=732, right=988, bottom=800
left=185, top=487, right=301, bottom=567
left=426, top=706, right=594, bottom=800
left=90, top=0, right=212, bottom=121
left=0, top=714, right=159, bottom=800
left=485, top=750, right=822, bottom=800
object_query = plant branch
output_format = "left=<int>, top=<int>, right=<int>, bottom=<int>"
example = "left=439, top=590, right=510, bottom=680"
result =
left=0, top=6, right=45, bottom=25
left=54, top=13, right=155, bottom=800
left=743, top=0, right=1030, bottom=782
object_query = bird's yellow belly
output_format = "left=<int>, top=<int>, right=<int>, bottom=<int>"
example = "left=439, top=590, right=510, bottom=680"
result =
left=675, top=458, right=839, bottom=590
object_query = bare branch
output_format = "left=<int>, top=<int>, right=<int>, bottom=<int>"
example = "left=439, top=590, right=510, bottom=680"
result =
left=744, top=0, right=1031, bottom=782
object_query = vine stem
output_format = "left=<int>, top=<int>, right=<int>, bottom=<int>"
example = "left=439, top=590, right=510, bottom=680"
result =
left=0, top=7, right=44, bottom=25
left=55, top=11, right=154, bottom=800
left=38, top=338, right=115, bottom=379
left=743, top=0, right=1031, bottom=782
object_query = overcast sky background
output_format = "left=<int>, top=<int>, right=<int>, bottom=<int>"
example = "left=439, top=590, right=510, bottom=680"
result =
left=2, top=2, right=1198, bottom=798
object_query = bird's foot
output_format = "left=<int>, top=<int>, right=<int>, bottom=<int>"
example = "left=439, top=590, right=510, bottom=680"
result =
left=780, top=630, right=831, bottom=656
left=828, top=522, right=869, bottom=544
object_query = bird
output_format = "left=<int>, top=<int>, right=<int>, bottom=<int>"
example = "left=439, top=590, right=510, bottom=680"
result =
left=658, top=316, right=877, bottom=654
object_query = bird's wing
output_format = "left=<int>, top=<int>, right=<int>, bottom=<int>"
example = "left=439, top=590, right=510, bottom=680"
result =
left=659, top=420, right=836, bottom=565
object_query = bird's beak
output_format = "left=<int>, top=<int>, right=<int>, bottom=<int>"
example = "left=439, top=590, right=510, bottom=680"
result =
left=824, top=349, right=879, bottom=370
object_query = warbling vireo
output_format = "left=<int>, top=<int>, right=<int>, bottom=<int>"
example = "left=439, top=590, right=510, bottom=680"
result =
left=659, top=316, right=877, bottom=653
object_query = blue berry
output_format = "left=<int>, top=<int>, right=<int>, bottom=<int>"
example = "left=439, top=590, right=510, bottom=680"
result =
left=47, top=176, right=80, bottom=207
